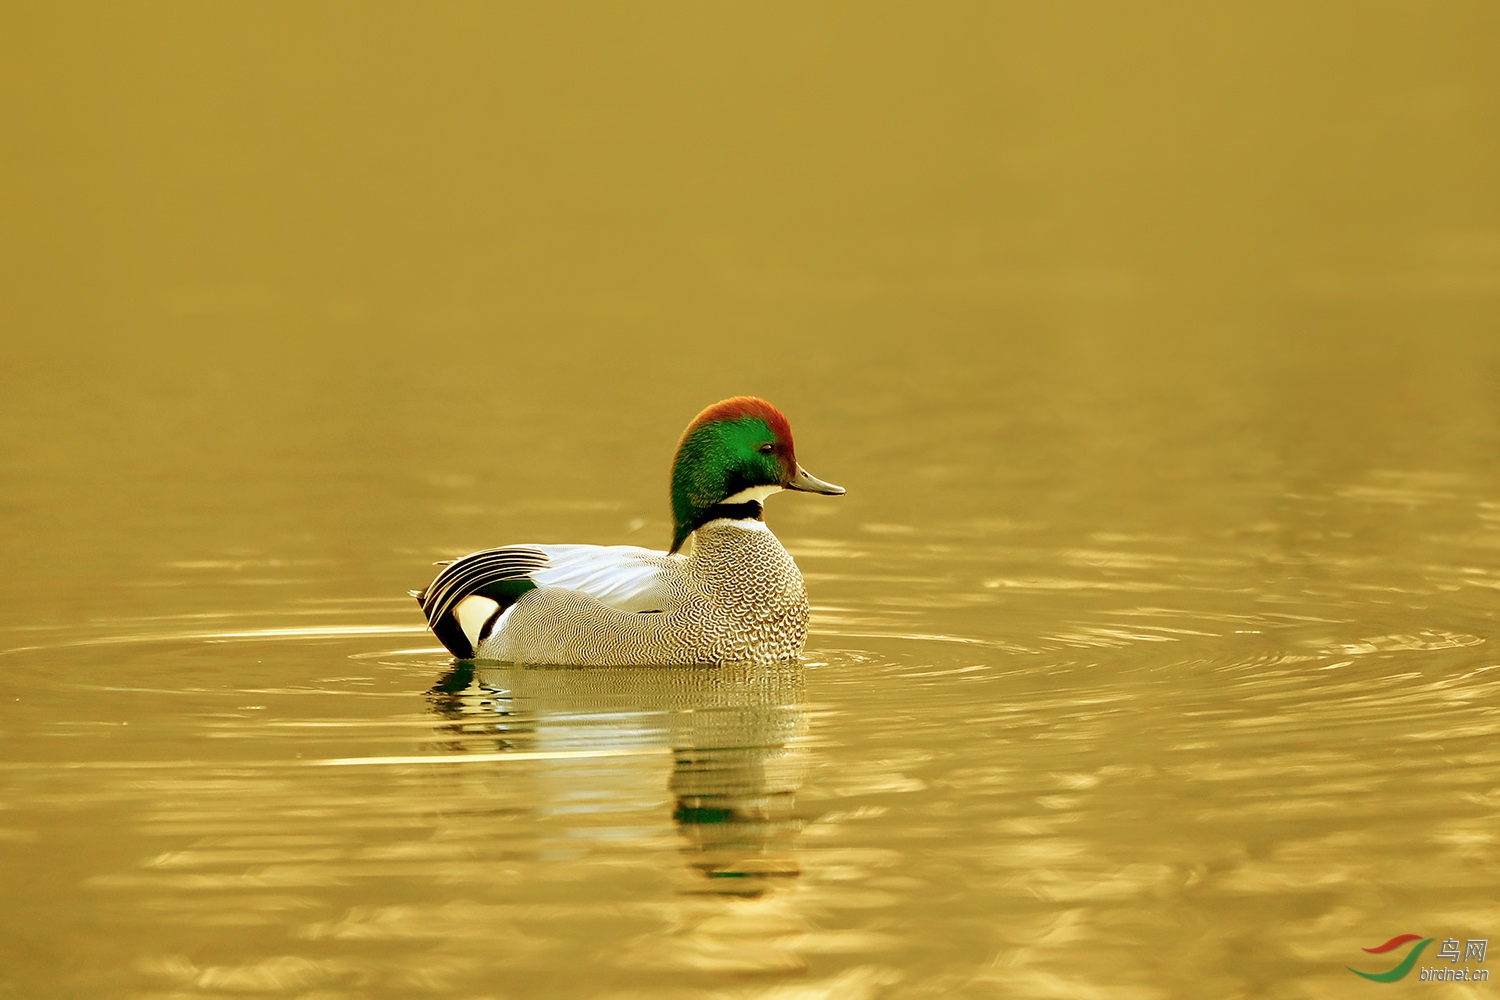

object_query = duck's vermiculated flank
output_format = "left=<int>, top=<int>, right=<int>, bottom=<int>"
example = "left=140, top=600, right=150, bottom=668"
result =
left=476, top=521, right=807, bottom=665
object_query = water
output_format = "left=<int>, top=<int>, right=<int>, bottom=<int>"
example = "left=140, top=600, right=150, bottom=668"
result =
left=4, top=6, right=1500, bottom=998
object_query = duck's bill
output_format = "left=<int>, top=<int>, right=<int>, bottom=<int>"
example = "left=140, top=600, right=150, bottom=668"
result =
left=787, top=464, right=846, bottom=495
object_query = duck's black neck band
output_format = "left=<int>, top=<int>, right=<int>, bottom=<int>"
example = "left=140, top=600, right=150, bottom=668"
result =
left=693, top=500, right=764, bottom=532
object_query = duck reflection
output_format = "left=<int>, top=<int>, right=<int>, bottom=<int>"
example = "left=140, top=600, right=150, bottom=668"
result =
left=425, top=660, right=807, bottom=895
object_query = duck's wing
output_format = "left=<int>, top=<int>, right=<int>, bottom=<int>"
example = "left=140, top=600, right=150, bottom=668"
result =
left=528, top=544, right=678, bottom=612
left=414, top=543, right=678, bottom=659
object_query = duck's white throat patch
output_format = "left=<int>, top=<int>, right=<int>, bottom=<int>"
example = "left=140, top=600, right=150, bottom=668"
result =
left=720, top=484, right=781, bottom=505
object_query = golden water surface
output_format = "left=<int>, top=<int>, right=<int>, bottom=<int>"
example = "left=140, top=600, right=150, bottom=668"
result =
left=3, top=5, right=1500, bottom=998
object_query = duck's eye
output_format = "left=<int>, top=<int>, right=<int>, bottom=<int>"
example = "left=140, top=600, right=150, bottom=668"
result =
left=758, top=443, right=775, bottom=454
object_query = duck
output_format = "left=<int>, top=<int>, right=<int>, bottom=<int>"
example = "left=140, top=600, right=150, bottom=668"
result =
left=413, top=397, right=845, bottom=665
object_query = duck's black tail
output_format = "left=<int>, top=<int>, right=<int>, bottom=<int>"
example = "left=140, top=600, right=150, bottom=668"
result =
left=413, top=546, right=548, bottom=659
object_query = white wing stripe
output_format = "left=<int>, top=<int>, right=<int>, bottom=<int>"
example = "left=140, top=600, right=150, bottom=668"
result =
left=530, top=543, right=676, bottom=611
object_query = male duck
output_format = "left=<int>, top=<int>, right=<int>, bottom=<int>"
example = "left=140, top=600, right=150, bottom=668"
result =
left=414, top=397, right=844, bottom=665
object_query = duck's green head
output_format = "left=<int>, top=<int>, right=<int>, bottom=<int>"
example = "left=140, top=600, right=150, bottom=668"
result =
left=669, top=396, right=844, bottom=553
